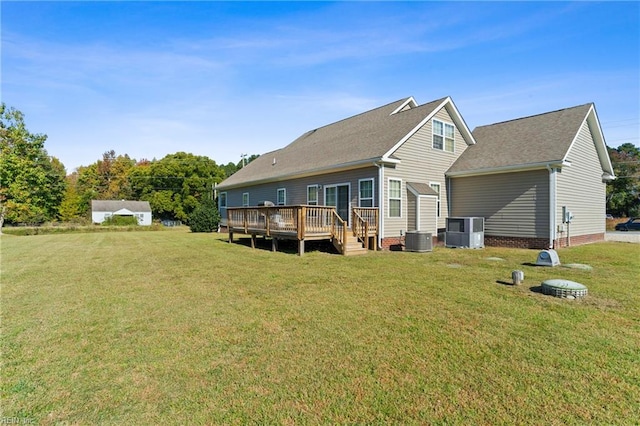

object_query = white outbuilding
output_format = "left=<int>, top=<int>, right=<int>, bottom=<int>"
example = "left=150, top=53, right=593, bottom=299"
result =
left=91, top=200, right=152, bottom=226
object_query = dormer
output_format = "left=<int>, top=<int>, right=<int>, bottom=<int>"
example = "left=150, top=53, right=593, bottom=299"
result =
left=390, top=97, right=418, bottom=115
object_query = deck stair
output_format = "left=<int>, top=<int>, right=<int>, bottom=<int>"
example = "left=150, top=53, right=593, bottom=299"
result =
left=334, top=229, right=369, bottom=256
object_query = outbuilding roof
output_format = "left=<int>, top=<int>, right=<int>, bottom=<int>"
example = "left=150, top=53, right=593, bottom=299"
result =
left=91, top=200, right=152, bottom=213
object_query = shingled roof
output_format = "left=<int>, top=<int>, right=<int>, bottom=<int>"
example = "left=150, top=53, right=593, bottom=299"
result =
left=447, top=103, right=613, bottom=177
left=217, top=96, right=472, bottom=189
left=91, top=200, right=151, bottom=213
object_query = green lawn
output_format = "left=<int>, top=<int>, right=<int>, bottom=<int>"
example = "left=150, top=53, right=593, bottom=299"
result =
left=1, top=230, right=639, bottom=424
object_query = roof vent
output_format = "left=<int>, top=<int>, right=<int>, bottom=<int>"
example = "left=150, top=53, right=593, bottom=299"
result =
left=272, top=158, right=277, bottom=166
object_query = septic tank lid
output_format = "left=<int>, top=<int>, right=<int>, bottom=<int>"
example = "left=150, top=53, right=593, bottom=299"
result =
left=541, top=279, right=588, bottom=298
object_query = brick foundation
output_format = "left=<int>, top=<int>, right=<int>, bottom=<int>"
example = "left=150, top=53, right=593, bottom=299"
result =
left=553, top=232, right=605, bottom=248
left=483, top=233, right=605, bottom=249
left=484, top=235, right=550, bottom=249
left=381, top=236, right=404, bottom=251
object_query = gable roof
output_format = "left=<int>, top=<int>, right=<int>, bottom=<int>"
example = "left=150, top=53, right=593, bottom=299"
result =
left=447, top=103, right=615, bottom=178
left=91, top=200, right=152, bottom=213
left=407, top=182, right=439, bottom=197
left=217, top=96, right=475, bottom=190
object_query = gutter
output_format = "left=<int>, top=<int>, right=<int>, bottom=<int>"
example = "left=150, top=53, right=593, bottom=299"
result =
left=217, top=157, right=390, bottom=191
left=447, top=160, right=568, bottom=178
left=602, top=172, right=615, bottom=182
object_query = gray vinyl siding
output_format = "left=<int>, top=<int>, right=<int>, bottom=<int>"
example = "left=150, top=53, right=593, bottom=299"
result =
left=407, top=191, right=417, bottom=230
left=223, top=166, right=379, bottom=222
left=382, top=171, right=404, bottom=237
left=419, top=196, right=438, bottom=234
left=557, top=121, right=606, bottom=236
left=384, top=106, right=469, bottom=237
left=407, top=191, right=437, bottom=234
left=451, top=170, right=550, bottom=238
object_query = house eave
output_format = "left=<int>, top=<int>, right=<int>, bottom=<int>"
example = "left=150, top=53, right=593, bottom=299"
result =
left=447, top=160, right=567, bottom=178
left=217, top=157, right=384, bottom=191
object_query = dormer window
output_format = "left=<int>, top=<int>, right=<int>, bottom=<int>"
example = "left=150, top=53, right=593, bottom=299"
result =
left=433, top=119, right=455, bottom=153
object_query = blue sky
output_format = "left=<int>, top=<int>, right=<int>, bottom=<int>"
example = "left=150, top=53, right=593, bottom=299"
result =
left=2, top=1, right=639, bottom=173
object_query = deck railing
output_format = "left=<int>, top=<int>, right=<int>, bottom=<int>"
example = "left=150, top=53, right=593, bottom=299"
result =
left=352, top=207, right=379, bottom=250
left=331, top=210, right=348, bottom=253
left=228, top=205, right=379, bottom=254
left=227, top=205, right=337, bottom=238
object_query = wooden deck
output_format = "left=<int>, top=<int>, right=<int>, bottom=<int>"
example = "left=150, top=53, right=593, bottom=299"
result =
left=227, top=206, right=378, bottom=255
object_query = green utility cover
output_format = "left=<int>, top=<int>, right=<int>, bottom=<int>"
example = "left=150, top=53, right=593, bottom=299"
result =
left=542, top=279, right=587, bottom=290
left=541, top=279, right=588, bottom=298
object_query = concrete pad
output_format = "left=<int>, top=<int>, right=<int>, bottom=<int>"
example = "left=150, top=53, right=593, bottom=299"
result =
left=605, top=232, right=640, bottom=243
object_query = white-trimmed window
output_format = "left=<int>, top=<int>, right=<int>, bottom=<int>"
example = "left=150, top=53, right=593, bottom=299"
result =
left=307, top=185, right=319, bottom=205
left=242, top=192, right=250, bottom=207
left=433, top=119, right=455, bottom=153
left=219, top=192, right=227, bottom=209
left=359, top=178, right=374, bottom=207
left=388, top=179, right=402, bottom=218
left=277, top=188, right=286, bottom=206
left=430, top=183, right=441, bottom=217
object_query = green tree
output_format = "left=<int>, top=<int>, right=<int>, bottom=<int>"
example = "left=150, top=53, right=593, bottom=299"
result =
left=58, top=173, right=83, bottom=221
left=188, top=198, right=220, bottom=232
left=607, top=143, right=640, bottom=217
left=130, top=152, right=225, bottom=222
left=221, top=154, right=259, bottom=179
left=73, top=150, right=136, bottom=216
left=0, top=104, right=67, bottom=227
left=98, top=150, right=135, bottom=199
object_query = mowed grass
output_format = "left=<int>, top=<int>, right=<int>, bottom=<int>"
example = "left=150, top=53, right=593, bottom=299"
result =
left=1, top=230, right=639, bottom=425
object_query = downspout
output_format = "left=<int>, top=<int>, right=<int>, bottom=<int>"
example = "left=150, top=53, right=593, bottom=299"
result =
left=416, top=195, right=421, bottom=232
left=376, top=161, right=384, bottom=249
left=547, top=165, right=557, bottom=249
left=447, top=176, right=452, bottom=217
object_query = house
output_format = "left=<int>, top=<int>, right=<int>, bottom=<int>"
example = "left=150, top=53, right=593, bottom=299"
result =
left=216, top=96, right=614, bottom=253
left=447, top=103, right=615, bottom=248
left=216, top=96, right=477, bottom=252
left=91, top=200, right=152, bottom=226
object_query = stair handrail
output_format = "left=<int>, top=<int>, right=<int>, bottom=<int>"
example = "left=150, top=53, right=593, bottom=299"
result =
left=352, top=210, right=370, bottom=250
left=331, top=210, right=347, bottom=254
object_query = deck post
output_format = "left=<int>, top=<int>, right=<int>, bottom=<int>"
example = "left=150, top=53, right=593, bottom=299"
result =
left=251, top=233, right=256, bottom=249
left=364, top=222, right=369, bottom=249
left=342, top=225, right=347, bottom=255
left=266, top=208, right=271, bottom=237
left=229, top=230, right=234, bottom=243
left=298, top=206, right=305, bottom=240
left=298, top=239, right=305, bottom=256
left=272, top=237, right=278, bottom=252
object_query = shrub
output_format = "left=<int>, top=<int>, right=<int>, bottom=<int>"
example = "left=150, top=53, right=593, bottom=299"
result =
left=189, top=199, right=220, bottom=233
left=102, top=215, right=139, bottom=226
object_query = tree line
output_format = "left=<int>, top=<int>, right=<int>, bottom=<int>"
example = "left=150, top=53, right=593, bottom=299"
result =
left=1, top=104, right=638, bottom=228
left=607, top=143, right=640, bottom=218
left=1, top=104, right=257, bottom=227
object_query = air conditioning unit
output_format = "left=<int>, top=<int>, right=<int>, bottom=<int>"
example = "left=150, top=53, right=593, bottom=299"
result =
left=405, top=231, right=433, bottom=252
left=445, top=217, right=484, bottom=249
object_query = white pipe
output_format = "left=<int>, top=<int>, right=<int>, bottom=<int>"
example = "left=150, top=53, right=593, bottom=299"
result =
left=547, top=165, right=557, bottom=249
